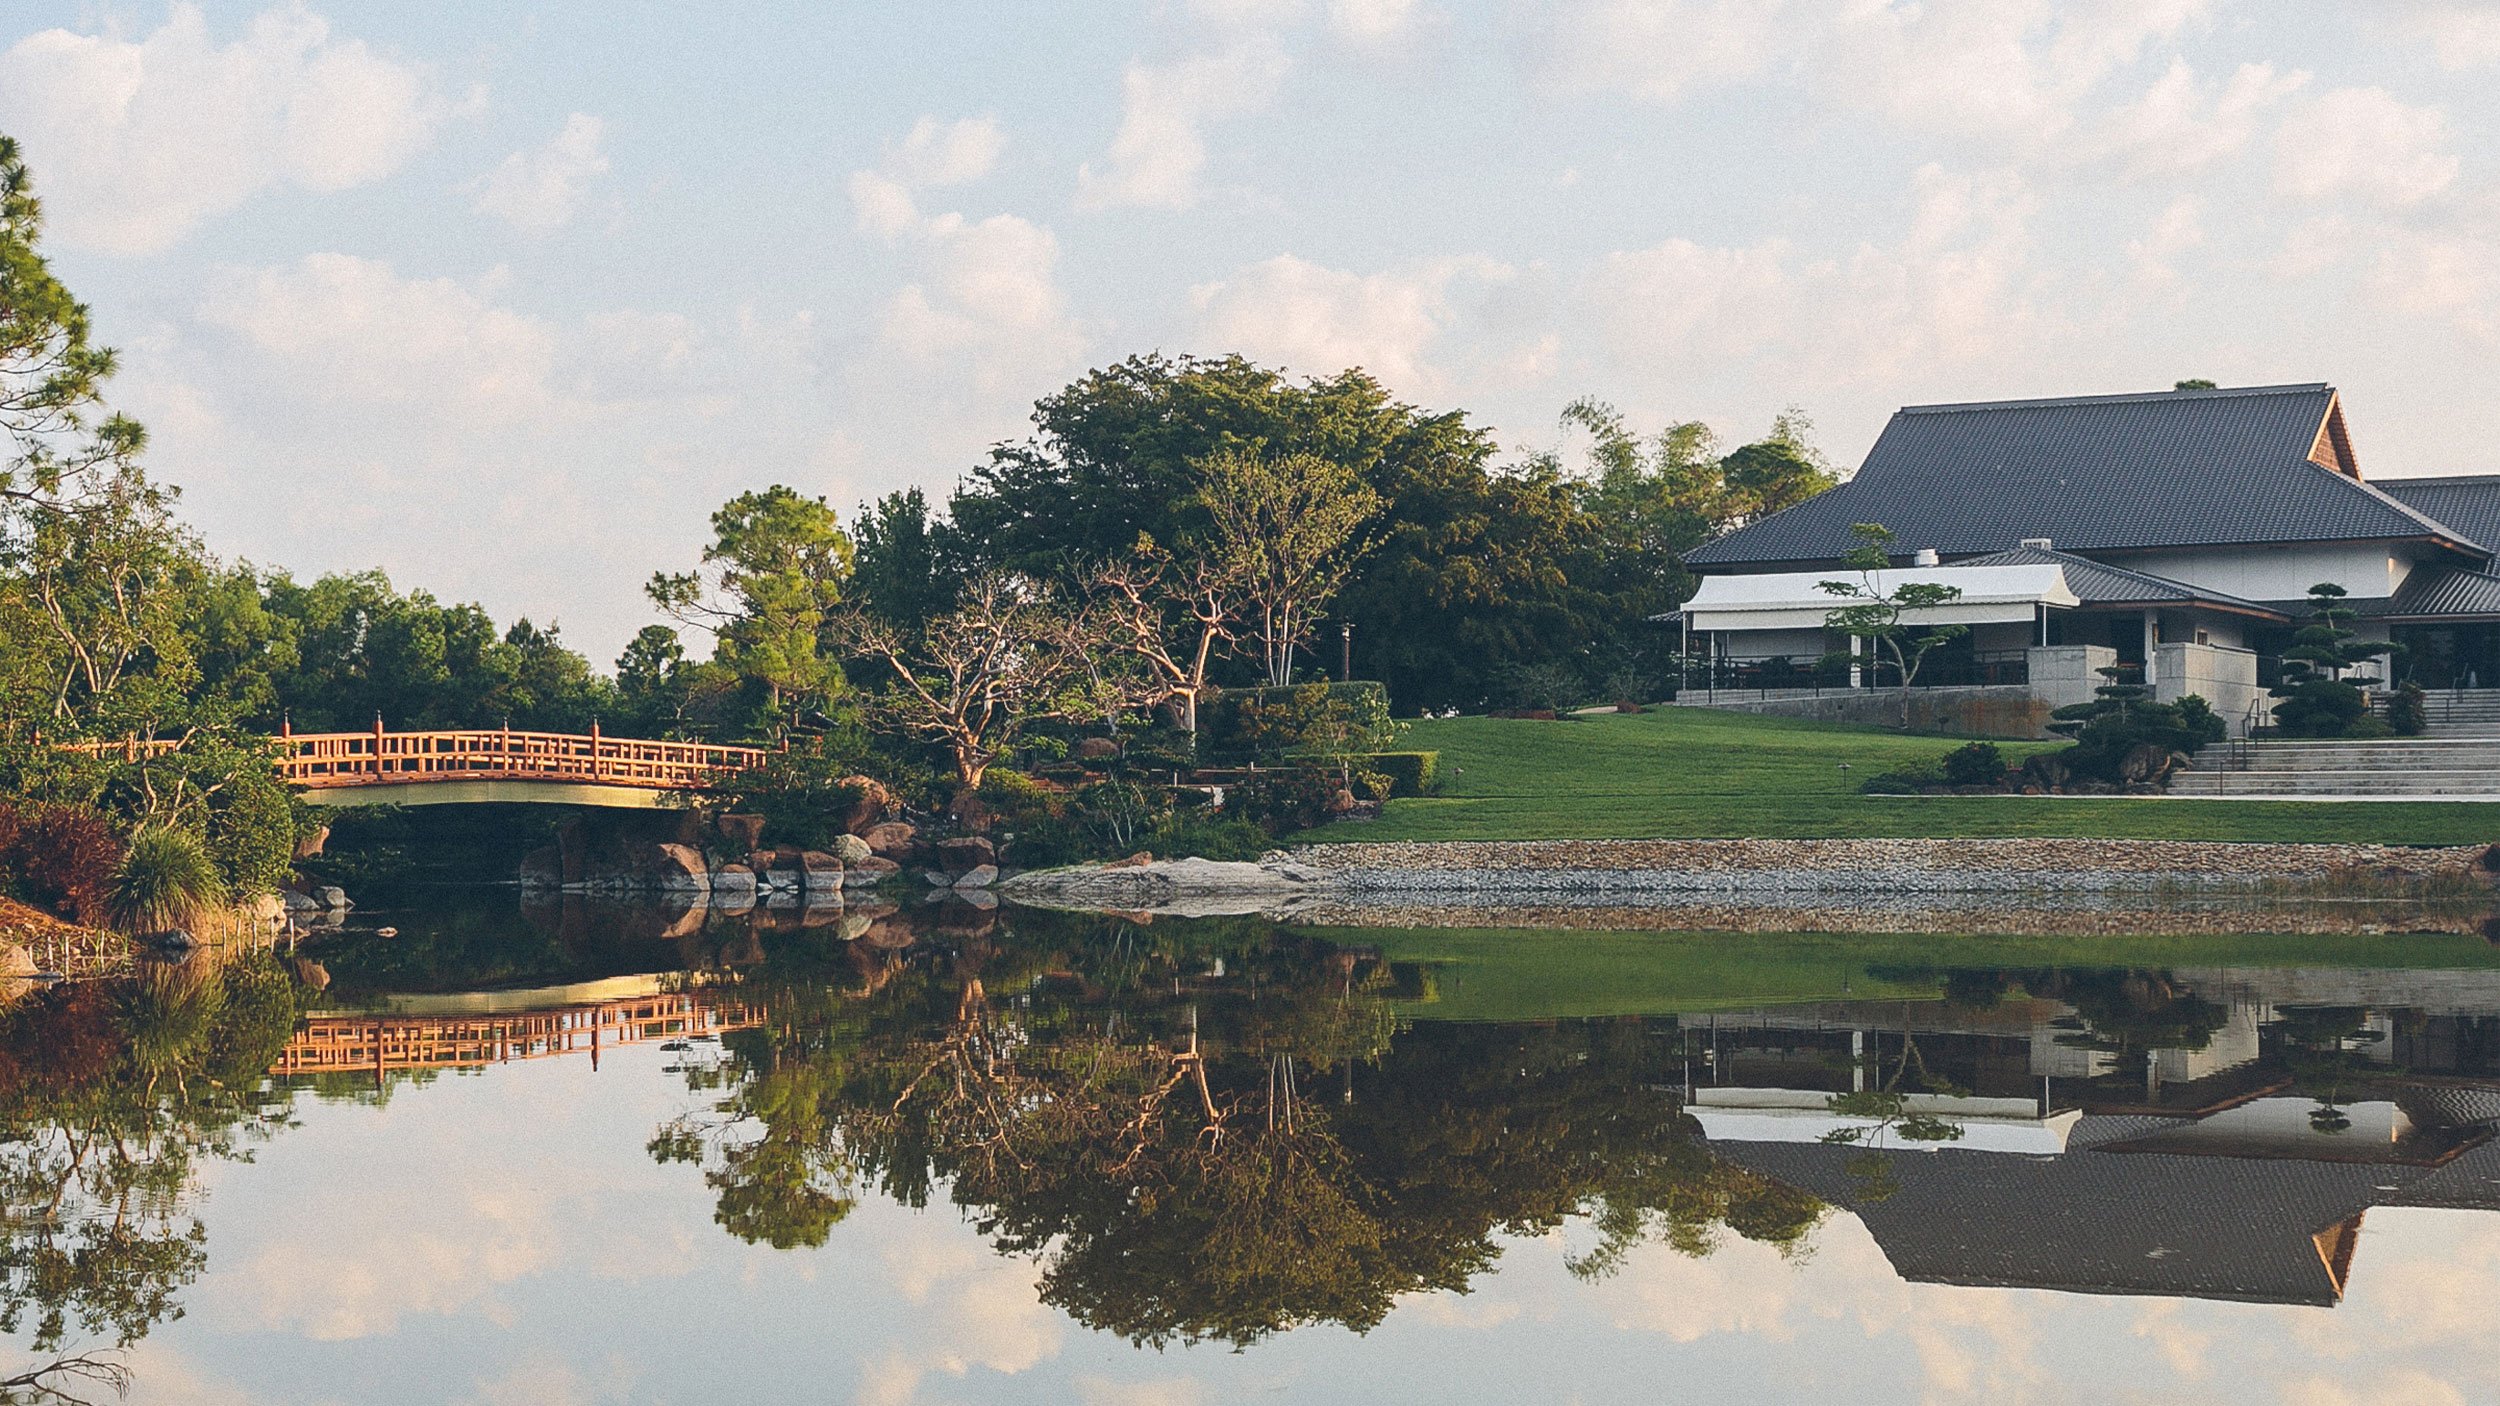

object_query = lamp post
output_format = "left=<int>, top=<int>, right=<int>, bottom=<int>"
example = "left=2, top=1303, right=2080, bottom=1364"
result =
left=1340, top=623, right=1353, bottom=682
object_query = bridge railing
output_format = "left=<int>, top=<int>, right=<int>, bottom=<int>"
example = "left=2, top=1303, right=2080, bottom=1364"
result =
left=59, top=726, right=777, bottom=791
left=280, top=726, right=776, bottom=790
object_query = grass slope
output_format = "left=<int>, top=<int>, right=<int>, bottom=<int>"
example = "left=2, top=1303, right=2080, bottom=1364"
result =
left=1302, top=708, right=2500, bottom=845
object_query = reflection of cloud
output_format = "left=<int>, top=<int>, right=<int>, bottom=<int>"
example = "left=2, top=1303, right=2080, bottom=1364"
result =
left=1075, top=1375, right=1208, bottom=1406
left=220, top=1183, right=559, bottom=1340
left=463, top=1354, right=639, bottom=1406
left=861, top=1232, right=1061, bottom=1396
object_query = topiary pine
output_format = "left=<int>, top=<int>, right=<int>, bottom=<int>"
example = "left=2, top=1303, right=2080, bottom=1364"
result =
left=2268, top=583, right=2402, bottom=738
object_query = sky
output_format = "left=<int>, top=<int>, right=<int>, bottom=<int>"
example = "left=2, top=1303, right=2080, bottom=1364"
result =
left=3, top=1, right=2499, bottom=663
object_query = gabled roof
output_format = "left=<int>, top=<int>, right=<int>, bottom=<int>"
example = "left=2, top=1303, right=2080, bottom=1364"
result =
left=2371, top=564, right=2500, bottom=621
left=1955, top=544, right=2287, bottom=619
left=2378, top=475, right=2500, bottom=562
left=1686, top=384, right=2485, bottom=569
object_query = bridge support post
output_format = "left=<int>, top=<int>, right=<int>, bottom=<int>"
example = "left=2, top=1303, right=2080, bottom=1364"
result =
left=372, top=715, right=385, bottom=778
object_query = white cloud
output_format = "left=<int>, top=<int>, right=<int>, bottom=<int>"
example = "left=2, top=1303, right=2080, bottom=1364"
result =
left=473, top=113, right=611, bottom=236
left=1532, top=0, right=1788, bottom=102
left=2081, top=60, right=2309, bottom=180
left=1189, top=253, right=1536, bottom=399
left=1328, top=0, right=1424, bottom=44
left=0, top=3, right=451, bottom=254
left=198, top=253, right=566, bottom=425
left=2275, top=87, right=2459, bottom=207
left=875, top=211, right=1086, bottom=391
left=887, top=115, right=1005, bottom=187
left=1076, top=41, right=1288, bottom=210
left=1535, top=0, right=2215, bottom=144
left=2390, top=2, right=2500, bottom=70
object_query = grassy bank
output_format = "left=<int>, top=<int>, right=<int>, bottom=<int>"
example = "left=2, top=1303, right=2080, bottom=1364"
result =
left=1359, top=924, right=2500, bottom=1022
left=1298, top=708, right=2500, bottom=846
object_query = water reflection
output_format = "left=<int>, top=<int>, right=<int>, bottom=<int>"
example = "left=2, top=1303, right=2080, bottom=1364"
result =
left=3, top=889, right=2500, bottom=1400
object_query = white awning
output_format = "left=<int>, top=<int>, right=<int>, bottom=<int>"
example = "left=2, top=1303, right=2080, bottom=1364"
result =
left=1688, top=1087, right=2082, bottom=1156
left=1682, top=564, right=2078, bottom=633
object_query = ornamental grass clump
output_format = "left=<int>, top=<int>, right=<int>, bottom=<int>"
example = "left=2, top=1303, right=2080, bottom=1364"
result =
left=105, top=827, right=225, bottom=934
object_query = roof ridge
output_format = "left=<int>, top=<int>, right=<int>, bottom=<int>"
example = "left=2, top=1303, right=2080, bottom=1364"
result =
left=1899, top=383, right=2330, bottom=416
left=2377, top=473, right=2500, bottom=487
left=2323, top=461, right=2488, bottom=553
left=1960, top=545, right=2272, bottom=611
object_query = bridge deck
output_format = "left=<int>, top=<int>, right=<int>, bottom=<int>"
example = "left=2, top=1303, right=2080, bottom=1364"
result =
left=69, top=726, right=775, bottom=803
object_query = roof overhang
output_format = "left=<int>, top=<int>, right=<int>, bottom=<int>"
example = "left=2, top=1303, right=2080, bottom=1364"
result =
left=1681, top=563, right=2078, bottom=633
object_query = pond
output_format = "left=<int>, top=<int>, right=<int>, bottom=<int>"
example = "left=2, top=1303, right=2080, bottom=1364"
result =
left=4, top=884, right=2498, bottom=1404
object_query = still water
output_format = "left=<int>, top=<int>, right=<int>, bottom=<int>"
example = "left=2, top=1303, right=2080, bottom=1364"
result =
left=6, top=885, right=2500, bottom=1404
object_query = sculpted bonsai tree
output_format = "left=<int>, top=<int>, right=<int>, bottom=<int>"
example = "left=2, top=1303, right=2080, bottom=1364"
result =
left=2269, top=582, right=2402, bottom=738
left=1818, top=522, right=1966, bottom=728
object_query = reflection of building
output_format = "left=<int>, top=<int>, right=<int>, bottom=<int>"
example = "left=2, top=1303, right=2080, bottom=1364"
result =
left=1711, top=1117, right=2500, bottom=1306
left=274, top=976, right=761, bottom=1084
left=1678, top=975, right=2500, bottom=1305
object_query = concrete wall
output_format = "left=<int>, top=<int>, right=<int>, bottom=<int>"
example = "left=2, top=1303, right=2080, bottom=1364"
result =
left=2155, top=641, right=2269, bottom=730
left=2026, top=644, right=2116, bottom=712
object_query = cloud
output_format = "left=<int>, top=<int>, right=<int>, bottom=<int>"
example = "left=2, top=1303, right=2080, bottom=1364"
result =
left=1076, top=41, right=1288, bottom=209
left=886, top=115, right=1005, bottom=187
left=2080, top=60, right=2309, bottom=180
left=0, top=3, right=453, bottom=254
left=198, top=253, right=567, bottom=426
left=2389, top=2, right=2500, bottom=70
left=1328, top=0, right=1425, bottom=44
left=2275, top=86, right=2459, bottom=207
left=1189, top=253, right=1513, bottom=395
left=473, top=113, right=612, bottom=236
left=1533, top=0, right=2215, bottom=144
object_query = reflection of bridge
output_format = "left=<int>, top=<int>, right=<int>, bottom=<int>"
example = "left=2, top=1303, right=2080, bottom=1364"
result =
left=273, top=985, right=762, bottom=1083
left=86, top=724, right=774, bottom=808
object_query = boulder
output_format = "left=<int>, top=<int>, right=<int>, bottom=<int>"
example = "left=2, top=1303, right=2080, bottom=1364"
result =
left=147, top=928, right=198, bottom=953
left=314, top=886, right=351, bottom=910
left=0, top=943, right=35, bottom=979
left=716, top=813, right=768, bottom=852
left=838, top=776, right=892, bottom=835
left=293, top=825, right=331, bottom=859
left=830, top=833, right=874, bottom=865
left=953, top=863, right=1000, bottom=890
left=248, top=893, right=288, bottom=925
left=290, top=957, right=331, bottom=989
left=650, top=843, right=711, bottom=893
left=2019, top=752, right=2071, bottom=792
left=709, top=864, right=759, bottom=899
left=801, top=850, right=846, bottom=891
left=935, top=836, right=996, bottom=873
left=2118, top=742, right=2172, bottom=785
left=518, top=845, right=564, bottom=890
left=843, top=856, right=902, bottom=887
left=862, top=822, right=918, bottom=859
left=956, top=887, right=1000, bottom=911
left=1103, top=851, right=1154, bottom=869
left=281, top=890, right=321, bottom=914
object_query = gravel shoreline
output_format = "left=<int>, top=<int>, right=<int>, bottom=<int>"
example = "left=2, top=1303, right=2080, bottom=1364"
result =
left=1284, top=838, right=2499, bottom=895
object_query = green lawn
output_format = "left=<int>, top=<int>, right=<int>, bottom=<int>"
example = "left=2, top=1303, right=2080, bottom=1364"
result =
left=1300, top=708, right=2500, bottom=846
left=1358, top=925, right=2500, bottom=1022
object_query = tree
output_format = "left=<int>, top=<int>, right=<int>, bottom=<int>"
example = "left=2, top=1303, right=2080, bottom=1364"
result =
left=648, top=486, right=853, bottom=725
left=1819, top=523, right=1967, bottom=728
left=1090, top=546, right=1243, bottom=732
left=848, top=487, right=957, bottom=638
left=2269, top=582, right=2398, bottom=738
left=833, top=575, right=1094, bottom=790
left=0, top=135, right=145, bottom=521
left=1201, top=448, right=1378, bottom=686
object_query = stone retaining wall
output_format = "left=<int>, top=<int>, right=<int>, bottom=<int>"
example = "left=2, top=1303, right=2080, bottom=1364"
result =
left=1288, top=838, right=2498, bottom=894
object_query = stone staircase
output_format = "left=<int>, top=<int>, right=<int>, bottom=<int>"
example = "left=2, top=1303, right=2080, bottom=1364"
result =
left=2170, top=690, right=2500, bottom=798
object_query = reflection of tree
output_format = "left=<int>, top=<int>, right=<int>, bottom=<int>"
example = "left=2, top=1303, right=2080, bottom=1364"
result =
left=2269, top=1006, right=2386, bottom=1134
left=658, top=914, right=1827, bottom=1346
left=0, top=955, right=301, bottom=1390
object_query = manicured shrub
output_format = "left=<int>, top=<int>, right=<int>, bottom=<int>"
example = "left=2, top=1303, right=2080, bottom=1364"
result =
left=1940, top=742, right=2007, bottom=788
left=105, top=827, right=226, bottom=934
left=1364, top=751, right=1440, bottom=797
left=2390, top=682, right=2428, bottom=736
left=1198, top=683, right=1395, bottom=764
left=1227, top=765, right=1388, bottom=834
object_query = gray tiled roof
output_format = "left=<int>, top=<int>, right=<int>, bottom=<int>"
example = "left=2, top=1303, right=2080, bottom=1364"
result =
left=1955, top=545, right=2286, bottom=617
left=1712, top=1134, right=2404, bottom=1305
left=2375, top=565, right=2500, bottom=620
left=2379, top=476, right=2500, bottom=560
left=1687, top=384, right=2483, bottom=568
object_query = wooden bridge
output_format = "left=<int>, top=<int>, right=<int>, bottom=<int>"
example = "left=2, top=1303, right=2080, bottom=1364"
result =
left=273, top=987, right=763, bottom=1084
left=78, top=724, right=775, bottom=808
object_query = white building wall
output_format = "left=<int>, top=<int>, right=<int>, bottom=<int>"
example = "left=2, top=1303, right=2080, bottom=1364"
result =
left=2095, top=543, right=2407, bottom=603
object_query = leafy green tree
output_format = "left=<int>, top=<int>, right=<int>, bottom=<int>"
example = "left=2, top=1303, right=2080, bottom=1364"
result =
left=1818, top=523, right=1967, bottom=728
left=848, top=487, right=957, bottom=637
left=649, top=486, right=853, bottom=728
left=1200, top=448, right=1378, bottom=686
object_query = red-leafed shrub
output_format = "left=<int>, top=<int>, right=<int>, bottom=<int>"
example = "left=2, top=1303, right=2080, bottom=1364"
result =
left=0, top=800, right=125, bottom=925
